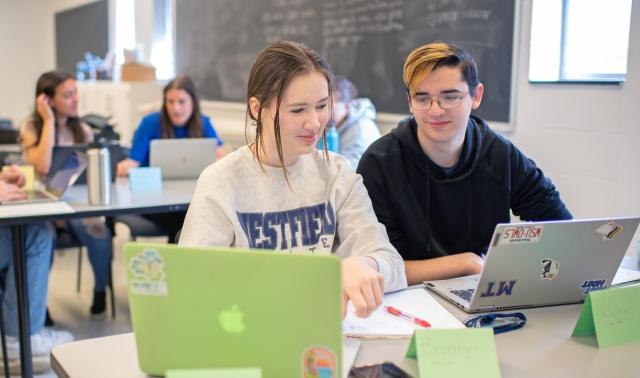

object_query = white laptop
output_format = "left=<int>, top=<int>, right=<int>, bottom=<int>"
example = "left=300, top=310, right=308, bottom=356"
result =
left=149, top=138, right=217, bottom=179
left=425, top=217, right=640, bottom=313
left=1, top=151, right=87, bottom=205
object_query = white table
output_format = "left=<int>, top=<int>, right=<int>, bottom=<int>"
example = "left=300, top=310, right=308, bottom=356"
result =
left=51, top=258, right=640, bottom=378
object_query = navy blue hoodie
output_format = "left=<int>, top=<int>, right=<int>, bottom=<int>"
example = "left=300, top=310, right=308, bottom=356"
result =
left=357, top=115, right=572, bottom=261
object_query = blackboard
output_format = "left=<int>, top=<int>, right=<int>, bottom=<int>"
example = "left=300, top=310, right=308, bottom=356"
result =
left=176, top=0, right=514, bottom=122
left=55, top=0, right=109, bottom=76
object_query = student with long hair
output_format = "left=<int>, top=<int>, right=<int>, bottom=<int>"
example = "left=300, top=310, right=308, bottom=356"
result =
left=117, top=75, right=224, bottom=174
left=179, top=41, right=407, bottom=318
left=116, top=75, right=224, bottom=242
left=19, top=70, right=113, bottom=319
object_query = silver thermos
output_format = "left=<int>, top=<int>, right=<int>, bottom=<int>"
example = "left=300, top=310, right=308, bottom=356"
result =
left=87, top=141, right=111, bottom=205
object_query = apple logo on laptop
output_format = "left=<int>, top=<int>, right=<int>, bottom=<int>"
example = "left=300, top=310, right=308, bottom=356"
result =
left=218, top=305, right=246, bottom=333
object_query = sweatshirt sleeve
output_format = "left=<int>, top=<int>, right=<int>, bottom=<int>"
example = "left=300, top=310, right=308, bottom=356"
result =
left=334, top=170, right=407, bottom=292
left=509, top=146, right=572, bottom=221
left=178, top=168, right=236, bottom=247
left=128, top=116, right=155, bottom=165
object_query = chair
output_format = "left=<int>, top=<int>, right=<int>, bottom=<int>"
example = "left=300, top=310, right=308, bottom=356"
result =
left=55, top=228, right=116, bottom=319
left=112, top=215, right=169, bottom=241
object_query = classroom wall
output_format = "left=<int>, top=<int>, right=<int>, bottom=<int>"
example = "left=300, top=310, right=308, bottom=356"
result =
left=511, top=1, right=640, bottom=220
left=1, top=0, right=639, bottom=223
left=0, top=0, right=99, bottom=125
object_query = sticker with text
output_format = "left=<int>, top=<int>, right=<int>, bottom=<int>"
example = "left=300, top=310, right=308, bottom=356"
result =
left=500, top=225, right=544, bottom=245
left=302, top=346, right=337, bottom=378
left=128, top=249, right=168, bottom=296
left=540, top=258, right=560, bottom=280
left=580, top=279, right=606, bottom=296
left=596, top=221, right=623, bottom=241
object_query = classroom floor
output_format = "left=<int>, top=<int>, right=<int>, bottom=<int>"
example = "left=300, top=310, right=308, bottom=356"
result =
left=32, top=224, right=160, bottom=377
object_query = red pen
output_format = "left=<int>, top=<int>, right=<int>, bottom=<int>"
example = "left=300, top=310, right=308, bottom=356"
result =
left=385, top=306, right=431, bottom=327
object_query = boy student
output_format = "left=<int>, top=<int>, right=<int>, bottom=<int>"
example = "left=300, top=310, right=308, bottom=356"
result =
left=357, top=42, right=572, bottom=285
left=0, top=166, right=73, bottom=373
left=179, top=41, right=407, bottom=318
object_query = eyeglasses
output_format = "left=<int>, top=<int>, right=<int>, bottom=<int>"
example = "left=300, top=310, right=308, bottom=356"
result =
left=410, top=92, right=468, bottom=111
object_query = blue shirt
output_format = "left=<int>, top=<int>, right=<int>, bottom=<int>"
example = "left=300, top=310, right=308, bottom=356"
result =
left=128, top=112, right=223, bottom=166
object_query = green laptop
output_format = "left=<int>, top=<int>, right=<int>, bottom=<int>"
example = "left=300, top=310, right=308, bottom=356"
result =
left=124, top=242, right=342, bottom=378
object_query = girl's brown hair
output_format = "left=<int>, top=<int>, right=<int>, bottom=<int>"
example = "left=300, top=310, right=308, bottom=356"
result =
left=29, top=70, right=85, bottom=147
left=160, top=75, right=203, bottom=139
left=245, top=40, right=334, bottom=173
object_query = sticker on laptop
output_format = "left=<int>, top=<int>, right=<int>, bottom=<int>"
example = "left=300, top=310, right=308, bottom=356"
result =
left=540, top=258, right=560, bottom=280
left=499, top=225, right=544, bottom=245
left=302, top=346, right=337, bottom=378
left=580, top=279, right=606, bottom=296
left=128, top=249, right=168, bottom=296
left=596, top=221, right=623, bottom=241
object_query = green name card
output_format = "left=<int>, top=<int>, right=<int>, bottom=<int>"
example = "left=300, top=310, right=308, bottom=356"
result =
left=166, top=367, right=262, bottom=378
left=406, top=329, right=501, bottom=378
left=572, top=284, right=640, bottom=348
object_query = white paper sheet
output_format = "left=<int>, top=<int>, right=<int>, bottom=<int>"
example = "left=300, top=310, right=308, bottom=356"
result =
left=342, top=337, right=360, bottom=377
left=0, top=201, right=75, bottom=219
left=342, top=288, right=464, bottom=338
left=612, top=266, right=640, bottom=285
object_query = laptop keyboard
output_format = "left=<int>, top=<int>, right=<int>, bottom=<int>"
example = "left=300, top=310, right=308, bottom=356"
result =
left=449, top=288, right=475, bottom=302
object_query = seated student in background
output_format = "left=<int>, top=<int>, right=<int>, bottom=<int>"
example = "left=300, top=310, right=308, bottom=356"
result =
left=331, top=76, right=381, bottom=170
left=116, top=75, right=224, bottom=242
left=0, top=166, right=73, bottom=373
left=357, top=42, right=572, bottom=285
left=19, top=70, right=113, bottom=319
left=179, top=41, right=407, bottom=318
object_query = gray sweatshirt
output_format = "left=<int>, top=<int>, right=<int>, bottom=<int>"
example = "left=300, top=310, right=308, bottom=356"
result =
left=179, top=145, right=407, bottom=292
left=337, top=98, right=381, bottom=170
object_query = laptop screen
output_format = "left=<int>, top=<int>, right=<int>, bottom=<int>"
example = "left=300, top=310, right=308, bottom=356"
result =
left=47, top=151, right=87, bottom=197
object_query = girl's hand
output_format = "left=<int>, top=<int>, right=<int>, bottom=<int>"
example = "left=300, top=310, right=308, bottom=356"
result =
left=0, top=181, right=26, bottom=203
left=341, top=256, right=384, bottom=318
left=116, top=158, right=140, bottom=177
left=36, top=93, right=55, bottom=124
left=0, top=165, right=25, bottom=187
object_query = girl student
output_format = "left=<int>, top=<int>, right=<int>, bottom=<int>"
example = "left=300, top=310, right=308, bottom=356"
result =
left=116, top=75, right=224, bottom=243
left=20, top=70, right=113, bottom=319
left=179, top=41, right=407, bottom=318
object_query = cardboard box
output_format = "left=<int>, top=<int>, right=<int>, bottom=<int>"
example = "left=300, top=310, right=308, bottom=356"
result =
left=121, top=63, right=156, bottom=82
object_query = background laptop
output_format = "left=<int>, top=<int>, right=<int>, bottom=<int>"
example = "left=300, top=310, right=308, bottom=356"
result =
left=50, top=144, right=123, bottom=185
left=149, top=138, right=217, bottom=179
left=425, top=217, right=640, bottom=313
left=125, top=242, right=342, bottom=377
left=1, top=151, right=87, bottom=205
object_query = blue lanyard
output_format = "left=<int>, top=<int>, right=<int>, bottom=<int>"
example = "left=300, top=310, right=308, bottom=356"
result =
left=464, top=312, right=527, bottom=334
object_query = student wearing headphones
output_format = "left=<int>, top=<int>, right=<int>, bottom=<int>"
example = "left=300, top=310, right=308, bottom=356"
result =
left=179, top=41, right=407, bottom=318
left=357, top=42, right=572, bottom=285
